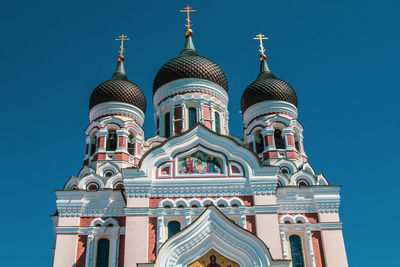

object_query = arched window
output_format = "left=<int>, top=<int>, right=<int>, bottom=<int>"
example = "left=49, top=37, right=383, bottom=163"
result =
left=164, top=112, right=171, bottom=138
left=188, top=107, right=197, bottom=128
left=96, top=238, right=110, bottom=267
left=106, top=129, right=117, bottom=151
left=274, top=129, right=285, bottom=149
left=215, top=112, right=221, bottom=134
left=90, top=133, right=97, bottom=156
left=167, top=221, right=181, bottom=238
left=289, top=235, right=305, bottom=267
left=255, top=129, right=264, bottom=154
left=297, top=179, right=309, bottom=186
left=128, top=132, right=135, bottom=155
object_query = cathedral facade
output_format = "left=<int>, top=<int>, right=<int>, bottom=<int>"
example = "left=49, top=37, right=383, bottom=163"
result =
left=52, top=25, right=348, bottom=267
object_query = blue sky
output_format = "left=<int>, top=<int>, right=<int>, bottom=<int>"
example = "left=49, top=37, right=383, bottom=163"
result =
left=0, top=0, right=398, bottom=265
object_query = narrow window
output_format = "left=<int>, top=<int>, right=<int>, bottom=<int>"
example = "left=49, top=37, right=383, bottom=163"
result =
left=128, top=133, right=135, bottom=155
left=106, top=130, right=117, bottom=151
left=90, top=134, right=97, bottom=156
left=289, top=235, right=305, bottom=267
left=274, top=129, right=285, bottom=149
left=215, top=112, right=221, bottom=134
left=188, top=107, right=197, bottom=128
left=255, top=130, right=264, bottom=154
left=96, top=238, right=110, bottom=267
left=164, top=112, right=171, bottom=138
left=167, top=221, right=181, bottom=238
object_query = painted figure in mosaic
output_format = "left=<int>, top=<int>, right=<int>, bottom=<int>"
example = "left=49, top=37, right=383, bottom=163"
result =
left=207, top=255, right=221, bottom=267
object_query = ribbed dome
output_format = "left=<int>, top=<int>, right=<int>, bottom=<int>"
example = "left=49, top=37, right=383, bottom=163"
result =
left=90, top=57, right=147, bottom=113
left=241, top=58, right=297, bottom=112
left=153, top=33, right=228, bottom=93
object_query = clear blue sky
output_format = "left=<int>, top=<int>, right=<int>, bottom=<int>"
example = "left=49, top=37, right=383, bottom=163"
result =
left=0, top=0, right=398, bottom=265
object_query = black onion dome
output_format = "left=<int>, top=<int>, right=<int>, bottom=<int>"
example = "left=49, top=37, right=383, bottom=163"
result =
left=89, top=57, right=146, bottom=113
left=153, top=33, right=228, bottom=93
left=241, top=58, right=297, bottom=112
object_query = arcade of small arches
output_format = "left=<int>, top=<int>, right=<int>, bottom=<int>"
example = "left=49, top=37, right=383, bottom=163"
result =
left=158, top=197, right=245, bottom=209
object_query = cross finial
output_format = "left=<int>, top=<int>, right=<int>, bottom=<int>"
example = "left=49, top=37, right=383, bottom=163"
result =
left=253, top=33, right=269, bottom=59
left=180, top=5, right=197, bottom=30
left=115, top=34, right=130, bottom=57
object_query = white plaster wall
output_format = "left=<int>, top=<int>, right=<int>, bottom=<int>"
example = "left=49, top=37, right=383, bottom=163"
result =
left=319, top=213, right=340, bottom=222
left=124, top=216, right=149, bottom=264
left=255, top=213, right=283, bottom=259
left=127, top=197, right=149, bottom=207
left=321, top=230, right=348, bottom=267
left=53, top=234, right=78, bottom=267
left=57, top=217, right=80, bottom=226
left=254, top=195, right=277, bottom=205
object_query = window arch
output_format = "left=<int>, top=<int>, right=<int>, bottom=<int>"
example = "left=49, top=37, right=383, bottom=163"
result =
left=289, top=235, right=305, bottom=267
left=274, top=129, right=285, bottom=149
left=215, top=112, right=221, bottom=134
left=164, top=112, right=171, bottom=138
left=254, top=129, right=264, bottom=154
left=188, top=107, right=197, bottom=128
left=297, top=179, right=310, bottom=186
left=106, top=129, right=117, bottom=151
left=96, top=238, right=110, bottom=267
left=167, top=221, right=181, bottom=238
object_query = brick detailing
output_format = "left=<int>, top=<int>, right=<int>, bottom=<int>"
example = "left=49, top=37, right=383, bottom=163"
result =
left=286, top=134, right=294, bottom=146
left=286, top=151, right=300, bottom=159
left=148, top=217, right=158, bottom=262
left=76, top=235, right=87, bottom=267
left=114, top=152, right=130, bottom=161
left=202, top=105, right=212, bottom=129
left=149, top=196, right=254, bottom=208
left=98, top=136, right=105, bottom=148
left=246, top=215, right=257, bottom=234
left=174, top=106, right=183, bottom=134
left=263, top=151, right=279, bottom=160
left=80, top=217, right=126, bottom=227
left=312, top=231, right=326, bottom=267
left=118, top=136, right=127, bottom=148
left=118, top=235, right=125, bottom=267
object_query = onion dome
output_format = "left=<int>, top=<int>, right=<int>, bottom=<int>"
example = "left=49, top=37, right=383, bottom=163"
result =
left=89, top=56, right=146, bottom=112
left=241, top=56, right=297, bottom=113
left=153, top=30, right=228, bottom=94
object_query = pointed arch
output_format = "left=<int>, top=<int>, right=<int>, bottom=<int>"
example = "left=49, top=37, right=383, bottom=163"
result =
left=154, top=206, right=290, bottom=267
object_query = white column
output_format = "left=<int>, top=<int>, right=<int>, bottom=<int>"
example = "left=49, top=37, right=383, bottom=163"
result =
left=157, top=216, right=165, bottom=252
left=306, top=229, right=316, bottom=267
left=85, top=234, right=95, bottom=267
left=181, top=103, right=186, bottom=131
left=111, top=233, right=119, bottom=267
left=280, top=231, right=289, bottom=259
left=210, top=105, right=215, bottom=131
left=185, top=215, right=192, bottom=226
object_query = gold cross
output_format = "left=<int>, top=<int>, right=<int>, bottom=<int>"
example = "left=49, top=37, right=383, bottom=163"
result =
left=253, top=33, right=269, bottom=57
left=180, top=5, right=197, bottom=29
left=115, top=34, right=130, bottom=57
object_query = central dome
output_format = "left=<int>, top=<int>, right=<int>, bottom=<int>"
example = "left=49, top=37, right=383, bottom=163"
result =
left=153, top=33, right=228, bottom=93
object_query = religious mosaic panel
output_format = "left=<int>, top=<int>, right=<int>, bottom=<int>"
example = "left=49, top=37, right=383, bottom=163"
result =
left=178, top=150, right=224, bottom=175
left=188, top=249, right=240, bottom=267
